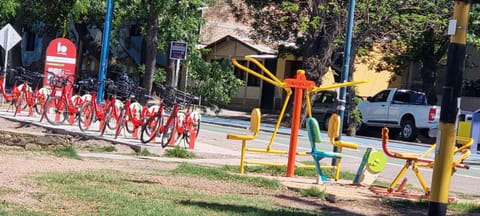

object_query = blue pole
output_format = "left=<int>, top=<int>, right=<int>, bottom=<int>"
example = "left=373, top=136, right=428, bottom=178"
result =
left=97, top=0, right=114, bottom=104
left=334, top=0, right=356, bottom=163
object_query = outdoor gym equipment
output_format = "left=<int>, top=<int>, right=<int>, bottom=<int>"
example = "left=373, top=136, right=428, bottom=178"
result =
left=327, top=113, right=360, bottom=180
left=370, top=127, right=472, bottom=199
left=227, top=108, right=262, bottom=174
left=306, top=117, right=342, bottom=183
left=231, top=56, right=368, bottom=177
left=352, top=148, right=387, bottom=185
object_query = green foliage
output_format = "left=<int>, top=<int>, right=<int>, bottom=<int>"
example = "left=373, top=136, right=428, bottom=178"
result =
left=33, top=169, right=318, bottom=215
left=137, top=64, right=166, bottom=85
left=54, top=146, right=81, bottom=160
left=135, top=148, right=158, bottom=157
left=171, top=163, right=282, bottom=189
left=83, top=145, right=116, bottom=153
left=243, top=164, right=357, bottom=180
left=164, top=146, right=194, bottom=159
left=350, top=96, right=363, bottom=124
left=188, top=54, right=244, bottom=109
left=0, top=0, right=19, bottom=26
left=449, top=201, right=480, bottom=213
left=299, top=186, right=327, bottom=198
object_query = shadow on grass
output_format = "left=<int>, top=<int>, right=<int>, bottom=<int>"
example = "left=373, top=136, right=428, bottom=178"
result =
left=178, top=199, right=366, bottom=216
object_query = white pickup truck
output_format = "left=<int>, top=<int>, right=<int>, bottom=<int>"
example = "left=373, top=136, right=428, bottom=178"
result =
left=357, top=88, right=440, bottom=141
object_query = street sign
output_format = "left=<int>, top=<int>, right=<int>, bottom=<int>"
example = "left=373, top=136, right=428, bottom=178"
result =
left=169, top=41, right=188, bottom=60
left=0, top=24, right=22, bottom=51
left=0, top=23, right=22, bottom=92
left=44, top=38, right=77, bottom=95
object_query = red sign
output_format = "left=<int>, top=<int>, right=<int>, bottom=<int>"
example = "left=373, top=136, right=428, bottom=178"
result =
left=43, top=38, right=77, bottom=95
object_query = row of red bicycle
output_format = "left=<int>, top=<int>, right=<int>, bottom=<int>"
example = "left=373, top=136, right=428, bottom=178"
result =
left=0, top=68, right=201, bottom=149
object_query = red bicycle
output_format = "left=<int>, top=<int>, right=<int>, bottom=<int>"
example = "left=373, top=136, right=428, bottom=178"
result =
left=140, top=86, right=200, bottom=148
left=11, top=70, right=44, bottom=117
left=173, top=104, right=201, bottom=148
left=139, top=102, right=167, bottom=145
left=42, top=73, right=84, bottom=125
left=78, top=79, right=117, bottom=132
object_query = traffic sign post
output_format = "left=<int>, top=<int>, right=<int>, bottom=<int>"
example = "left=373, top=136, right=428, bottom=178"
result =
left=169, top=41, right=188, bottom=88
left=0, top=24, right=22, bottom=92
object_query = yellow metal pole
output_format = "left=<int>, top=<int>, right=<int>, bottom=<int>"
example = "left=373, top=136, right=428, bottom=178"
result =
left=267, top=88, right=292, bottom=150
left=428, top=1, right=471, bottom=215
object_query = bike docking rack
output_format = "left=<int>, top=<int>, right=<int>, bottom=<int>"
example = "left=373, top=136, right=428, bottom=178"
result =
left=162, top=87, right=201, bottom=150
left=231, top=56, right=368, bottom=178
left=369, top=127, right=473, bottom=200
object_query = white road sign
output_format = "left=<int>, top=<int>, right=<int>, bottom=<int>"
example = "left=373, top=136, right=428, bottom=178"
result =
left=0, top=24, right=22, bottom=51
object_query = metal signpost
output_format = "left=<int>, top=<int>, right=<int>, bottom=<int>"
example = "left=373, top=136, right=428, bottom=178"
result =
left=0, top=24, right=21, bottom=92
left=169, top=41, right=188, bottom=88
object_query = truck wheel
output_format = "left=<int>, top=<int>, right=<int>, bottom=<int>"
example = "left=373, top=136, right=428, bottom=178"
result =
left=401, top=118, right=417, bottom=142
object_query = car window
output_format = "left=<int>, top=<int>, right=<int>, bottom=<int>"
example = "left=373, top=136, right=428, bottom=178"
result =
left=393, top=91, right=409, bottom=103
left=372, top=90, right=390, bottom=102
left=314, top=91, right=337, bottom=105
left=409, top=92, right=427, bottom=105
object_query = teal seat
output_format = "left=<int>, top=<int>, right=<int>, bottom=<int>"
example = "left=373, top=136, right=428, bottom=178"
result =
left=306, top=117, right=343, bottom=183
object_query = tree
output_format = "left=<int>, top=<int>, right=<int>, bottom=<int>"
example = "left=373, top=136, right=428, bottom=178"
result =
left=188, top=54, right=244, bottom=111
left=0, top=0, right=18, bottom=26
left=4, top=1, right=244, bottom=109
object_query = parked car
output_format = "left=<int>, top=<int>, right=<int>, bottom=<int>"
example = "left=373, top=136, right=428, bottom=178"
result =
left=357, top=88, right=440, bottom=142
left=311, top=90, right=354, bottom=131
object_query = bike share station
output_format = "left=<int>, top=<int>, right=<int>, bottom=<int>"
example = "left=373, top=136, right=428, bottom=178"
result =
left=0, top=20, right=201, bottom=152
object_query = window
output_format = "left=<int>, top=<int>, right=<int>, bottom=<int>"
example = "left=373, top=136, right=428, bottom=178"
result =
left=372, top=90, right=390, bottom=102
left=393, top=92, right=409, bottom=103
left=233, top=60, right=246, bottom=81
left=26, top=31, right=36, bottom=51
left=247, top=63, right=261, bottom=86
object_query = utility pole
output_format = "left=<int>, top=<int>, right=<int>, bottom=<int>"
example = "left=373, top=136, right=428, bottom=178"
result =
left=335, top=0, right=356, bottom=165
left=428, top=0, right=471, bottom=215
left=97, top=0, right=114, bottom=104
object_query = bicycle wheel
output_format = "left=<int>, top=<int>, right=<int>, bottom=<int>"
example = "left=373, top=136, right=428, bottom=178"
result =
left=125, top=115, right=135, bottom=134
left=101, top=104, right=118, bottom=135
left=140, top=115, right=162, bottom=144
left=100, top=105, right=111, bottom=136
left=114, top=109, right=126, bottom=139
left=78, top=102, right=94, bottom=131
left=13, top=92, right=25, bottom=117
left=107, top=102, right=121, bottom=130
left=185, top=119, right=201, bottom=146
left=160, top=116, right=177, bottom=148
left=35, top=87, right=50, bottom=116
left=126, top=102, right=143, bottom=133
left=44, top=97, right=68, bottom=125
left=34, top=100, right=44, bottom=116
left=174, top=114, right=187, bottom=147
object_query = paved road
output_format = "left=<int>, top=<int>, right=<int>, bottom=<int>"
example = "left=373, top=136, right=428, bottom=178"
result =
left=1, top=107, right=479, bottom=196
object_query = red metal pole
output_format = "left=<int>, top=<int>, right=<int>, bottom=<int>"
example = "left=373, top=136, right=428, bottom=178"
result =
left=286, top=87, right=303, bottom=177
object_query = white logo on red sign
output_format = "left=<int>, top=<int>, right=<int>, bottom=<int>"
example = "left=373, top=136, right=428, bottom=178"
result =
left=57, top=42, right=68, bottom=55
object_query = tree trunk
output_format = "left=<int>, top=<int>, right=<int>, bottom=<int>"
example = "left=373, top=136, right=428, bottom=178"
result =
left=142, top=0, right=159, bottom=95
left=283, top=0, right=346, bottom=127
left=419, top=28, right=438, bottom=105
